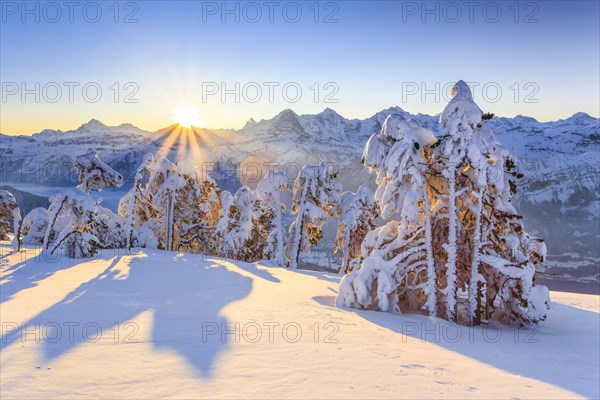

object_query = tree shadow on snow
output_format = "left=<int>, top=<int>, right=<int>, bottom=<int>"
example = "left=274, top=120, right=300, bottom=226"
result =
left=349, top=302, right=599, bottom=398
left=1, top=252, right=254, bottom=378
left=210, top=257, right=281, bottom=283
left=0, top=249, right=91, bottom=304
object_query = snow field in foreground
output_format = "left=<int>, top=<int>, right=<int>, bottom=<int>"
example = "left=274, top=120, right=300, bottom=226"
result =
left=1, top=243, right=598, bottom=399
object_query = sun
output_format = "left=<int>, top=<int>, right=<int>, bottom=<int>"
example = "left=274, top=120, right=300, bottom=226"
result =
left=172, top=103, right=201, bottom=128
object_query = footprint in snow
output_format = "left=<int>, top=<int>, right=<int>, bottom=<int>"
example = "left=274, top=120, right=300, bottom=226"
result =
left=401, top=364, right=425, bottom=369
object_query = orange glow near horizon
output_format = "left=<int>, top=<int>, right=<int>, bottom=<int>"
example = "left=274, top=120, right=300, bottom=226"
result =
left=157, top=124, right=219, bottom=164
left=154, top=103, right=216, bottom=163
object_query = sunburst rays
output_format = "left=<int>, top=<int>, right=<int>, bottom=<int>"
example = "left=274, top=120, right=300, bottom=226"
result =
left=156, top=124, right=219, bottom=165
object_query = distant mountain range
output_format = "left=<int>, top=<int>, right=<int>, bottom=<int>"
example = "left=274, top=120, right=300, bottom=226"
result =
left=1, top=108, right=598, bottom=283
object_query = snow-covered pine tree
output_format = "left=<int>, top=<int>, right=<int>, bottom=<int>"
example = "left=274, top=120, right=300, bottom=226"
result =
left=120, top=153, right=155, bottom=250
left=334, top=185, right=378, bottom=274
left=452, top=119, right=549, bottom=326
left=337, top=114, right=438, bottom=314
left=0, top=190, right=22, bottom=250
left=93, top=205, right=128, bottom=250
left=255, top=170, right=292, bottom=266
left=153, top=161, right=186, bottom=252
left=209, top=190, right=235, bottom=257
left=432, top=80, right=485, bottom=321
left=286, top=162, right=341, bottom=269
left=32, top=150, right=124, bottom=257
left=120, top=155, right=222, bottom=253
left=42, top=189, right=101, bottom=258
left=121, top=156, right=179, bottom=251
left=222, top=186, right=256, bottom=260
left=118, top=153, right=168, bottom=249
left=337, top=80, right=550, bottom=327
left=175, top=159, right=222, bottom=254
left=449, top=81, right=548, bottom=326
left=21, top=208, right=52, bottom=245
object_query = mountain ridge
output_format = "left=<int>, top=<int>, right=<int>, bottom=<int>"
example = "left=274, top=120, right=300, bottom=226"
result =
left=2, top=109, right=597, bottom=138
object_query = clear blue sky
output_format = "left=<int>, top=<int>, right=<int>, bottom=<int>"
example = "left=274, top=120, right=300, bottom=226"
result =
left=1, top=0, right=598, bottom=134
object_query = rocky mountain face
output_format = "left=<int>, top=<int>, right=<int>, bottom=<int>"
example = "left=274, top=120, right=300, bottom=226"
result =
left=1, top=109, right=598, bottom=282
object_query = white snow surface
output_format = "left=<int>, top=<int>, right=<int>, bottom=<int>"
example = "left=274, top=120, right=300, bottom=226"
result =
left=1, top=241, right=598, bottom=399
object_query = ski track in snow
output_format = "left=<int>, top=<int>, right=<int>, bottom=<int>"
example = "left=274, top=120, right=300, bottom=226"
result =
left=0, top=242, right=598, bottom=399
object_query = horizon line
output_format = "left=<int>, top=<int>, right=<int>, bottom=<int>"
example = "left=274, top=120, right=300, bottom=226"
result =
left=1, top=107, right=598, bottom=137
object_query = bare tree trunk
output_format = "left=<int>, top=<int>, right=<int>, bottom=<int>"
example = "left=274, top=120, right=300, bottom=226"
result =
left=445, top=165, right=458, bottom=322
left=341, top=228, right=350, bottom=274
left=43, top=195, right=67, bottom=250
left=274, top=190, right=284, bottom=266
left=468, top=187, right=485, bottom=325
left=12, top=207, right=22, bottom=251
left=424, top=194, right=437, bottom=316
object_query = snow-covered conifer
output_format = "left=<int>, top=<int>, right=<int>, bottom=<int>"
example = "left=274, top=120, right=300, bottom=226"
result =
left=436, top=80, right=483, bottom=322
left=223, top=186, right=256, bottom=260
left=22, top=207, right=52, bottom=245
left=25, top=150, right=126, bottom=257
left=42, top=189, right=101, bottom=258
left=208, top=190, right=235, bottom=257
left=256, top=170, right=292, bottom=265
left=120, top=153, right=155, bottom=250
left=334, top=185, right=378, bottom=274
left=175, top=159, right=222, bottom=254
left=338, top=81, right=550, bottom=327
left=338, top=114, right=438, bottom=314
left=286, top=162, right=341, bottom=268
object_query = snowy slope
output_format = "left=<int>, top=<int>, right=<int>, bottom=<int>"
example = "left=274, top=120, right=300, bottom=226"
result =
left=1, top=242, right=598, bottom=399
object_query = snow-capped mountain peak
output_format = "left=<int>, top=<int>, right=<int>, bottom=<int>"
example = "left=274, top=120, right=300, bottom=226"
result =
left=242, top=118, right=257, bottom=129
left=77, top=118, right=111, bottom=134
left=564, top=112, right=597, bottom=125
left=370, top=106, right=407, bottom=123
left=317, top=107, right=342, bottom=118
left=274, top=108, right=299, bottom=120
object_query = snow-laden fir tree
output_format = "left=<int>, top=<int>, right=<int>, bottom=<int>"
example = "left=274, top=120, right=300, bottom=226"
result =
left=255, top=170, right=292, bottom=266
left=222, top=186, right=256, bottom=261
left=433, top=81, right=550, bottom=325
left=434, top=80, right=486, bottom=322
left=120, top=155, right=221, bottom=253
left=121, top=153, right=155, bottom=250
left=0, top=190, right=22, bottom=250
left=337, top=114, right=439, bottom=313
left=176, top=159, right=222, bottom=254
left=24, top=149, right=125, bottom=258
left=337, top=81, right=550, bottom=326
left=334, top=185, right=378, bottom=274
left=42, top=189, right=101, bottom=257
left=286, top=162, right=341, bottom=268
left=210, top=190, right=235, bottom=257
left=118, top=153, right=167, bottom=249
left=21, top=208, right=51, bottom=245
left=139, top=156, right=179, bottom=250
